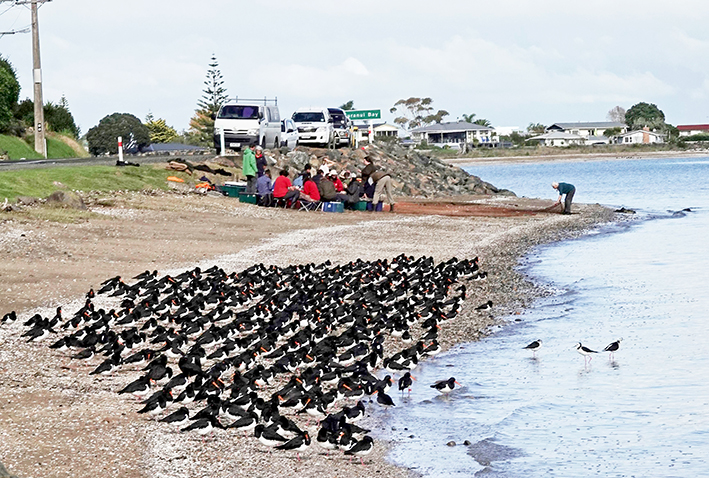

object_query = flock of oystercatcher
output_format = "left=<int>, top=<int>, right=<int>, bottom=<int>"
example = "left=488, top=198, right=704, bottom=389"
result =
left=1, top=254, right=487, bottom=464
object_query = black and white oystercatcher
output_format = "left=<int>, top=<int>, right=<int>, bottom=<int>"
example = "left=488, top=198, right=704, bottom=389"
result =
left=430, top=377, right=461, bottom=394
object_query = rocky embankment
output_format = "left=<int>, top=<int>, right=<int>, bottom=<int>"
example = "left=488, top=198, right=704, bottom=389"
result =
left=256, top=143, right=514, bottom=198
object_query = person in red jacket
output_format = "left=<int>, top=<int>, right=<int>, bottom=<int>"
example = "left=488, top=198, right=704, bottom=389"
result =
left=300, top=173, right=321, bottom=202
left=331, top=170, right=345, bottom=192
left=273, top=169, right=300, bottom=207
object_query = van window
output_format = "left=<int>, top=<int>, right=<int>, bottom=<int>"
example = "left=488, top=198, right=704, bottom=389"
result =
left=218, top=105, right=260, bottom=119
left=269, top=107, right=280, bottom=123
left=293, top=112, right=326, bottom=123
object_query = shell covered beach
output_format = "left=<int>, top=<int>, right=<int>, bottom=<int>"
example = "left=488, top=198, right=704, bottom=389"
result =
left=0, top=192, right=613, bottom=478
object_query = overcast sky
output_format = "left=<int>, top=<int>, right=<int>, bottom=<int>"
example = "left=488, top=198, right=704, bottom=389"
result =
left=2, top=0, right=708, bottom=134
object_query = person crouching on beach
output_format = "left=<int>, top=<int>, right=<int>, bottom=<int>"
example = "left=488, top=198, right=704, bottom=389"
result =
left=552, top=182, right=575, bottom=215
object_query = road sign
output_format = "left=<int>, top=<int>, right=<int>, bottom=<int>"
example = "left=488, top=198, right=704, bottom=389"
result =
left=346, top=109, right=381, bottom=120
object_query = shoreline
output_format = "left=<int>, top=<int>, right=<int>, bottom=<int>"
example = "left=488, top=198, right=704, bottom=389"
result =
left=0, top=193, right=615, bottom=478
left=443, top=148, right=709, bottom=166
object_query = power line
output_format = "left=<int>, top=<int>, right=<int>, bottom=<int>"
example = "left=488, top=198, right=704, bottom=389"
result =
left=0, top=26, right=29, bottom=37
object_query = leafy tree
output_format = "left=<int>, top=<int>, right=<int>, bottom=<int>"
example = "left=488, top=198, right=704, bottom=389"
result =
left=340, top=100, right=355, bottom=111
left=85, top=113, right=150, bottom=156
left=625, top=102, right=665, bottom=130
left=390, top=97, right=449, bottom=129
left=509, top=131, right=526, bottom=146
left=603, top=127, right=622, bottom=138
left=145, top=113, right=178, bottom=143
left=460, top=113, right=476, bottom=123
left=527, top=122, right=546, bottom=134
left=14, top=95, right=80, bottom=138
left=473, top=118, right=492, bottom=127
left=189, top=54, right=228, bottom=146
left=0, top=56, right=21, bottom=133
left=607, top=105, right=626, bottom=123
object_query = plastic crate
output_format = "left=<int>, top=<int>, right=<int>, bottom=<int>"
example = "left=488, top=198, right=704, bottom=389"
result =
left=221, top=184, right=241, bottom=197
left=322, top=201, right=344, bottom=213
left=354, top=201, right=369, bottom=211
left=239, top=193, right=257, bottom=204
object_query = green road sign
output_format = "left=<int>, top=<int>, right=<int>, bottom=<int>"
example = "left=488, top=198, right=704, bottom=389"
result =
left=345, top=109, right=381, bottom=120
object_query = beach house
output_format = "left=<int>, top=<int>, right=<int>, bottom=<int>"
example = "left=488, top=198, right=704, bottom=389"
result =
left=410, top=121, right=497, bottom=147
left=676, top=124, right=709, bottom=137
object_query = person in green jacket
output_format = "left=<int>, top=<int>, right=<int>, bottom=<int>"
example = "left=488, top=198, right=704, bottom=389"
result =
left=552, top=182, right=575, bottom=214
left=242, top=145, right=258, bottom=194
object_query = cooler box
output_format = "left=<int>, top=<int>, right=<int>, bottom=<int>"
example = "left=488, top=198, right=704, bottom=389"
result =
left=354, top=201, right=369, bottom=211
left=322, top=202, right=344, bottom=213
left=239, top=193, right=257, bottom=204
left=221, top=184, right=241, bottom=197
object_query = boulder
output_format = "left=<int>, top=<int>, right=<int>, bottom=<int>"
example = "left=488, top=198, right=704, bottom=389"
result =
left=0, top=461, right=19, bottom=478
left=16, top=196, right=39, bottom=206
left=45, top=190, right=87, bottom=210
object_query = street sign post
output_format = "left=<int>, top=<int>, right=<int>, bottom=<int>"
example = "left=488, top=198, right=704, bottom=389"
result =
left=345, top=109, right=381, bottom=120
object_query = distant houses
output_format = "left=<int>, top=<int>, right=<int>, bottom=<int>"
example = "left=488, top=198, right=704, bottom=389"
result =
left=525, top=121, right=668, bottom=146
left=677, top=124, right=709, bottom=137
left=616, top=129, right=664, bottom=144
left=409, top=121, right=498, bottom=147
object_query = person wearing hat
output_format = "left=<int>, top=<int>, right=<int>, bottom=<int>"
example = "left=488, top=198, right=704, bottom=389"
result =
left=552, top=182, right=575, bottom=214
left=318, top=171, right=338, bottom=202
left=336, top=174, right=363, bottom=209
left=255, top=146, right=267, bottom=178
left=331, top=170, right=345, bottom=192
left=242, top=144, right=258, bottom=194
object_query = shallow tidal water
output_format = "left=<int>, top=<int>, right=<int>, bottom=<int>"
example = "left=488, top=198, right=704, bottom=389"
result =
left=377, top=157, right=709, bottom=477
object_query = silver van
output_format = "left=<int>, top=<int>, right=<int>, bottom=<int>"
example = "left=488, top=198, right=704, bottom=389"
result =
left=213, top=98, right=281, bottom=153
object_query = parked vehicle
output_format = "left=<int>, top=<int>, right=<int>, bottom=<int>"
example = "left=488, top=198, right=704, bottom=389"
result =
left=213, top=98, right=280, bottom=153
left=292, top=107, right=334, bottom=147
left=280, top=119, right=298, bottom=150
left=328, top=108, right=352, bottom=146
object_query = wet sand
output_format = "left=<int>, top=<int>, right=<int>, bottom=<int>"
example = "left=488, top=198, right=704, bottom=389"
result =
left=0, top=192, right=614, bottom=478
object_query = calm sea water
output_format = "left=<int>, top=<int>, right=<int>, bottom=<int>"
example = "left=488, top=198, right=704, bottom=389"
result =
left=379, top=157, right=709, bottom=477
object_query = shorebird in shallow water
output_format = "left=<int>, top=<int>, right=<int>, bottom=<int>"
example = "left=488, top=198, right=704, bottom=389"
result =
left=575, top=343, right=598, bottom=364
left=431, top=377, right=461, bottom=395
left=523, top=339, right=542, bottom=357
left=603, top=338, right=622, bottom=360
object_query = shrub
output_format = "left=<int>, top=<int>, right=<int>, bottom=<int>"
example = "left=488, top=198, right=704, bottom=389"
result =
left=85, top=113, right=150, bottom=156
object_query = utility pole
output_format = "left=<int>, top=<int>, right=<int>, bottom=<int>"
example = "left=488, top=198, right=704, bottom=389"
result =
left=31, top=0, right=46, bottom=157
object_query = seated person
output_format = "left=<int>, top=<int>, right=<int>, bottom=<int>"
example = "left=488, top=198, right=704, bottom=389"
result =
left=273, top=169, right=300, bottom=207
left=318, top=173, right=338, bottom=202
left=331, top=170, right=345, bottom=192
left=293, top=164, right=313, bottom=188
left=312, top=167, right=325, bottom=186
left=336, top=175, right=363, bottom=208
left=256, top=169, right=274, bottom=207
left=300, top=172, right=321, bottom=203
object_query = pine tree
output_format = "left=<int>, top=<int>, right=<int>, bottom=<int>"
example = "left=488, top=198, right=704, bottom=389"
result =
left=145, top=113, right=178, bottom=144
left=189, top=55, right=228, bottom=146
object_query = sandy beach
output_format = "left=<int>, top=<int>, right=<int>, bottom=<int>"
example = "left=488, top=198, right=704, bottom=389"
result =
left=0, top=191, right=614, bottom=478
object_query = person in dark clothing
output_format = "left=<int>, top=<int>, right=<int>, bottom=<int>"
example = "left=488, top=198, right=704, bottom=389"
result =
left=256, top=169, right=273, bottom=207
left=312, top=167, right=325, bottom=186
left=552, top=182, right=576, bottom=214
left=336, top=175, right=363, bottom=208
left=361, top=156, right=377, bottom=185
left=318, top=173, right=338, bottom=202
left=255, top=146, right=267, bottom=177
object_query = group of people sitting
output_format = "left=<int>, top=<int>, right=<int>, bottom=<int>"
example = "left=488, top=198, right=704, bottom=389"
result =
left=253, top=156, right=395, bottom=212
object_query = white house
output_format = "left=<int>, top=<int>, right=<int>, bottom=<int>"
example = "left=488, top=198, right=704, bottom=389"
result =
left=353, top=122, right=401, bottom=143
left=409, top=121, right=497, bottom=146
left=677, top=124, right=709, bottom=137
left=526, top=131, right=584, bottom=147
left=546, top=122, right=627, bottom=138
left=615, top=129, right=664, bottom=144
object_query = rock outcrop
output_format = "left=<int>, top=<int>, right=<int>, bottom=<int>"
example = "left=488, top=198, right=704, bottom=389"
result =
left=263, top=143, right=514, bottom=198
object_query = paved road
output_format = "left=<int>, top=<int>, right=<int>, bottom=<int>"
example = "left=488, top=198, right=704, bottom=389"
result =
left=0, top=154, right=219, bottom=171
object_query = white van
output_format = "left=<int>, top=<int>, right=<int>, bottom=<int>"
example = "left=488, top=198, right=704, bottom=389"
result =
left=292, top=107, right=334, bottom=147
left=213, top=98, right=281, bottom=153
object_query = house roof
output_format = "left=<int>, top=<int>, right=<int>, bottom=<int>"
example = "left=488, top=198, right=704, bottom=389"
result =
left=410, top=121, right=493, bottom=133
left=677, top=124, right=709, bottom=131
left=547, top=122, right=625, bottom=130
left=526, top=132, right=583, bottom=141
left=618, top=130, right=664, bottom=138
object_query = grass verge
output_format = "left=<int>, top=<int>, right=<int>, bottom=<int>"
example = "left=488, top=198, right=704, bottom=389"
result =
left=0, top=134, right=89, bottom=160
left=0, top=164, right=192, bottom=201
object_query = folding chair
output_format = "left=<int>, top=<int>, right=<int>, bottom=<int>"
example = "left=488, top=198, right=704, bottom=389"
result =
left=299, top=200, right=322, bottom=212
